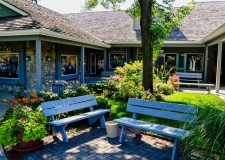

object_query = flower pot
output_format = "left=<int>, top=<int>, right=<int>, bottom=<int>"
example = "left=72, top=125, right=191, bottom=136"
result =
left=172, top=82, right=178, bottom=91
left=105, top=121, right=119, bottom=138
left=16, top=133, right=42, bottom=149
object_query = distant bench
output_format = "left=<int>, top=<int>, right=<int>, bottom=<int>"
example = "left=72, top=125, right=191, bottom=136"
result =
left=41, top=94, right=110, bottom=142
left=174, top=82, right=215, bottom=94
left=176, top=72, right=203, bottom=83
left=113, top=98, right=198, bottom=160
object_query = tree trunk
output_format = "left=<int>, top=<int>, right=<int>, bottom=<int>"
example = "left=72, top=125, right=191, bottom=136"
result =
left=138, top=0, right=153, bottom=93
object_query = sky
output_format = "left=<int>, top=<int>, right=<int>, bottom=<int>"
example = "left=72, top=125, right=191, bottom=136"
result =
left=38, top=0, right=225, bottom=14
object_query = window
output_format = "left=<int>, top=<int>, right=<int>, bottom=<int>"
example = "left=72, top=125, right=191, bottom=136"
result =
left=61, top=54, right=77, bottom=76
left=186, top=54, right=204, bottom=71
left=109, top=53, right=126, bottom=69
left=0, top=53, right=19, bottom=78
left=165, top=54, right=176, bottom=72
left=136, top=47, right=142, bottom=61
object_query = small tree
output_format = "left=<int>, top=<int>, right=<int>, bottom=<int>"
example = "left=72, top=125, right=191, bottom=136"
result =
left=85, top=0, right=195, bottom=93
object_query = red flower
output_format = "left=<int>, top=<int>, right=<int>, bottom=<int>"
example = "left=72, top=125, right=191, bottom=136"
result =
left=39, top=98, right=44, bottom=102
left=30, top=106, right=32, bottom=109
left=11, top=99, right=16, bottom=104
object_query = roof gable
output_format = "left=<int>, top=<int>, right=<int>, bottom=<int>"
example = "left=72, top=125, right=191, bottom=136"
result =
left=0, top=0, right=28, bottom=17
left=1, top=0, right=107, bottom=47
left=65, top=1, right=225, bottom=43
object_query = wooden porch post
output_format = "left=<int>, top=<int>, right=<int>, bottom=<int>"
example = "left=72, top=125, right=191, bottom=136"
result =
left=204, top=46, right=208, bottom=83
left=36, top=40, right=42, bottom=91
left=104, top=49, right=107, bottom=71
left=216, top=41, right=222, bottom=93
left=80, top=47, right=85, bottom=84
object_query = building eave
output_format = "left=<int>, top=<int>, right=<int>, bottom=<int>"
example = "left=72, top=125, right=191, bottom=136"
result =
left=0, top=29, right=111, bottom=48
left=0, top=0, right=29, bottom=16
left=200, top=23, right=225, bottom=43
left=106, top=40, right=205, bottom=47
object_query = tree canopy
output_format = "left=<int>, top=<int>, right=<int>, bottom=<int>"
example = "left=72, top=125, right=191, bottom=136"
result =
left=86, top=0, right=195, bottom=92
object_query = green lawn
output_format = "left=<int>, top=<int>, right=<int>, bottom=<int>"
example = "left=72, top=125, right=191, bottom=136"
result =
left=108, top=92, right=225, bottom=127
left=107, top=92, right=225, bottom=157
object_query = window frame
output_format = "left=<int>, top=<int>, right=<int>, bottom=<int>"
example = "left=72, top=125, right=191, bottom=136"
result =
left=109, top=53, right=127, bottom=69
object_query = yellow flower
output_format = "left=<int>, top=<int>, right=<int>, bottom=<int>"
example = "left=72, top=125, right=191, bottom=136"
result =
left=0, top=117, right=4, bottom=121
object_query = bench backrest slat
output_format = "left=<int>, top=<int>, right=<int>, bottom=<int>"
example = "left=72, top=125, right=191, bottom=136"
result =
left=128, top=98, right=198, bottom=114
left=42, top=94, right=95, bottom=109
left=41, top=94, right=97, bottom=116
left=127, top=105, right=196, bottom=123
left=176, top=72, right=202, bottom=79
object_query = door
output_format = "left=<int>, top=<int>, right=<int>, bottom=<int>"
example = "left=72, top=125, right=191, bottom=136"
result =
left=90, top=53, right=104, bottom=76
left=176, top=54, right=187, bottom=72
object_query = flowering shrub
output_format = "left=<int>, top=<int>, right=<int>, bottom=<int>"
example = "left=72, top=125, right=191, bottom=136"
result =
left=168, top=74, right=180, bottom=82
left=3, top=92, right=44, bottom=110
left=0, top=103, right=47, bottom=146
left=110, top=74, right=123, bottom=82
left=156, top=82, right=175, bottom=95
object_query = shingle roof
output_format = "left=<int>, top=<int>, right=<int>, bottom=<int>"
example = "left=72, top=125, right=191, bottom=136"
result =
left=1, top=0, right=104, bottom=44
left=65, top=1, right=225, bottom=42
left=65, top=11, right=141, bottom=42
left=168, top=1, right=225, bottom=41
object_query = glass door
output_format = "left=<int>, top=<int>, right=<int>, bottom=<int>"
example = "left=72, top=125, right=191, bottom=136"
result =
left=90, top=53, right=96, bottom=75
left=176, top=54, right=187, bottom=72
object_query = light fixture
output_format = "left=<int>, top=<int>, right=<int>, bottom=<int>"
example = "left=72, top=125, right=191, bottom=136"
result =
left=26, top=56, right=31, bottom=61
left=46, top=56, right=51, bottom=61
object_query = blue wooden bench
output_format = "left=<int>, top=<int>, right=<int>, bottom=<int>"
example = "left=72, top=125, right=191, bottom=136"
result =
left=41, top=94, right=110, bottom=142
left=113, top=98, right=198, bottom=160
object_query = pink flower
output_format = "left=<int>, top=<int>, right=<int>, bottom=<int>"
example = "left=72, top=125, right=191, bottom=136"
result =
left=169, top=75, right=180, bottom=82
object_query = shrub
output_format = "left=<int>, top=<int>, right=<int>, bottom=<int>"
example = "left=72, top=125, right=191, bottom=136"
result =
left=63, top=86, right=76, bottom=98
left=181, top=108, right=225, bottom=159
left=154, top=65, right=175, bottom=83
left=156, top=82, right=174, bottom=95
left=95, top=97, right=111, bottom=109
left=76, top=85, right=91, bottom=96
left=0, top=104, right=47, bottom=146
left=87, top=80, right=117, bottom=97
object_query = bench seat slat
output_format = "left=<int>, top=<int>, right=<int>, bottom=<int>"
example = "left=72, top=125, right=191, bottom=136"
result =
left=113, top=117, right=189, bottom=138
left=42, top=94, right=96, bottom=109
left=42, top=100, right=97, bottom=116
left=128, top=98, right=198, bottom=114
left=174, top=82, right=215, bottom=86
left=49, top=109, right=110, bottom=126
left=127, top=105, right=196, bottom=123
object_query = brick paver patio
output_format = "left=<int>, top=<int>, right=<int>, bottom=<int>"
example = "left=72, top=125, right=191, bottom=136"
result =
left=4, top=123, right=174, bottom=160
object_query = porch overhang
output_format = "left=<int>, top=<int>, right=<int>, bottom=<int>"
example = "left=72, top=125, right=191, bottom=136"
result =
left=200, top=23, right=225, bottom=44
left=105, top=40, right=205, bottom=47
left=0, top=29, right=111, bottom=49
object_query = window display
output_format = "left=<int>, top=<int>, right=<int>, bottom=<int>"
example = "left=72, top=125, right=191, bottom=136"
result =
left=109, top=53, right=126, bottom=68
left=186, top=54, right=203, bottom=71
left=61, top=54, right=77, bottom=76
left=0, top=53, right=19, bottom=78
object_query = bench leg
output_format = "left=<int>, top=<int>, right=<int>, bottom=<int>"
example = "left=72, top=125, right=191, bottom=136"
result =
left=88, top=115, right=106, bottom=128
left=58, top=126, right=69, bottom=143
left=119, top=126, right=127, bottom=143
left=208, top=86, right=211, bottom=94
left=171, top=138, right=179, bottom=160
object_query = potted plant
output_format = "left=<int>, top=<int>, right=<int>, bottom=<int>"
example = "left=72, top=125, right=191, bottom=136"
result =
left=168, top=74, right=180, bottom=90
left=0, top=92, right=47, bottom=152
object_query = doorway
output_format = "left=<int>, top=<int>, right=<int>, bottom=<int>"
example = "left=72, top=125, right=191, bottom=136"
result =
left=90, top=53, right=104, bottom=77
